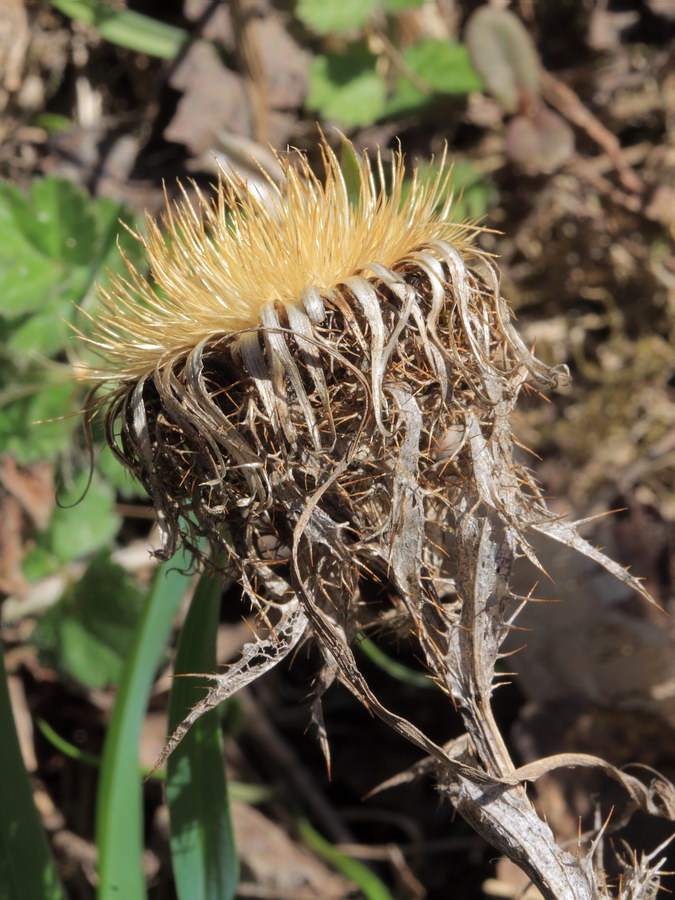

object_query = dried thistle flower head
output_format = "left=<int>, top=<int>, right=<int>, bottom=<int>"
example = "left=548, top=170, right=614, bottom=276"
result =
left=80, top=140, right=671, bottom=894
left=85, top=138, right=554, bottom=558
left=82, top=136, right=651, bottom=772
left=83, top=134, right=568, bottom=686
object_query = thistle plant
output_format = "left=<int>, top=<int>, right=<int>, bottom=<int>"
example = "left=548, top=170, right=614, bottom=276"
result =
left=82, top=139, right=674, bottom=898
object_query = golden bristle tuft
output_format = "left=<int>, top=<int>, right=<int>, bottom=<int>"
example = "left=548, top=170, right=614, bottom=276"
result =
left=86, top=141, right=476, bottom=380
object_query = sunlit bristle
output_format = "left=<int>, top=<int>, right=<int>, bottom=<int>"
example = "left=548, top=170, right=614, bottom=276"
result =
left=86, top=140, right=477, bottom=380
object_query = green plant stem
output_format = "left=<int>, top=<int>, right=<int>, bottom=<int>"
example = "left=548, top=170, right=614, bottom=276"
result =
left=166, top=572, right=239, bottom=900
left=96, top=552, right=193, bottom=900
left=297, top=818, right=395, bottom=900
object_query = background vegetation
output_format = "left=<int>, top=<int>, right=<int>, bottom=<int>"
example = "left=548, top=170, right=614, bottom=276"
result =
left=1, top=1, right=674, bottom=897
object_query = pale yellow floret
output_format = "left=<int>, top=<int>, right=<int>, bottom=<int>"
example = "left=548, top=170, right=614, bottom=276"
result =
left=88, top=141, right=477, bottom=381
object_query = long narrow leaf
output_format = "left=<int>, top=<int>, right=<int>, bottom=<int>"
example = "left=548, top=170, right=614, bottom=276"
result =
left=298, top=819, right=395, bottom=900
left=51, top=0, right=189, bottom=59
left=356, top=634, right=436, bottom=689
left=167, top=573, right=239, bottom=900
left=0, top=650, right=66, bottom=900
left=96, top=552, right=193, bottom=900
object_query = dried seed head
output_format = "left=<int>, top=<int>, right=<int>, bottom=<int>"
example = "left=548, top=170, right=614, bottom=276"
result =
left=81, top=136, right=568, bottom=575
left=82, top=139, right=559, bottom=565
left=80, top=137, right=581, bottom=763
left=78, top=140, right=666, bottom=880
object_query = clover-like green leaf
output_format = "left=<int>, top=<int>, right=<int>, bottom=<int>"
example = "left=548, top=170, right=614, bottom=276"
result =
left=384, top=40, right=482, bottom=117
left=0, top=177, right=144, bottom=464
left=296, top=0, right=377, bottom=34
left=307, top=43, right=386, bottom=128
left=31, top=551, right=145, bottom=690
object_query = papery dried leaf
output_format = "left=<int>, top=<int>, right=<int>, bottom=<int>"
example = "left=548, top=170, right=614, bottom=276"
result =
left=465, top=7, right=540, bottom=114
left=512, top=753, right=675, bottom=827
left=506, top=108, right=575, bottom=175
left=532, top=516, right=657, bottom=607
left=154, top=596, right=309, bottom=773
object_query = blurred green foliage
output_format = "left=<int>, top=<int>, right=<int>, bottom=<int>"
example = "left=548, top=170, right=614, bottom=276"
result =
left=303, top=0, right=483, bottom=128
left=0, top=176, right=145, bottom=596
left=308, top=43, right=388, bottom=128
left=0, top=651, right=67, bottom=900
left=384, top=40, right=483, bottom=117
left=296, top=0, right=425, bottom=36
left=31, top=551, right=144, bottom=690
left=0, top=176, right=144, bottom=464
left=51, top=0, right=189, bottom=58
left=402, top=158, right=495, bottom=222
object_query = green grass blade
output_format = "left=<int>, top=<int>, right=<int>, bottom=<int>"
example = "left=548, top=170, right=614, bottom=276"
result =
left=51, top=0, right=189, bottom=58
left=356, top=634, right=436, bottom=689
left=298, top=818, right=395, bottom=900
left=37, top=718, right=102, bottom=768
left=37, top=719, right=267, bottom=796
left=167, top=573, right=239, bottom=900
left=96, top=552, right=193, bottom=900
left=0, top=649, right=66, bottom=900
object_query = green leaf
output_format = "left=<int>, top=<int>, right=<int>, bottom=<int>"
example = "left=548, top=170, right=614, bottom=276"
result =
left=0, top=177, right=144, bottom=473
left=82, top=194, right=146, bottom=286
left=96, top=551, right=194, bottom=900
left=0, top=182, right=68, bottom=317
left=0, top=254, right=62, bottom=317
left=296, top=0, right=377, bottom=34
left=47, top=471, right=119, bottom=563
left=51, top=0, right=189, bottom=58
left=448, top=160, right=494, bottom=221
left=21, top=545, right=59, bottom=582
left=356, top=635, right=436, bottom=689
left=0, top=381, right=78, bottom=465
left=0, top=648, right=66, bottom=900
left=298, top=819, right=394, bottom=900
left=384, top=40, right=482, bottom=117
left=31, top=551, right=145, bottom=690
left=36, top=718, right=103, bottom=768
left=339, top=137, right=363, bottom=207
left=167, top=573, right=239, bottom=900
left=405, top=40, right=483, bottom=94
left=400, top=159, right=494, bottom=223
left=21, top=178, right=98, bottom=264
left=97, top=445, right=148, bottom=499
left=7, top=301, right=76, bottom=357
left=307, top=44, right=386, bottom=128
left=37, top=720, right=266, bottom=798
left=381, top=0, right=424, bottom=9
left=32, top=113, right=72, bottom=133
left=0, top=177, right=142, bottom=324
